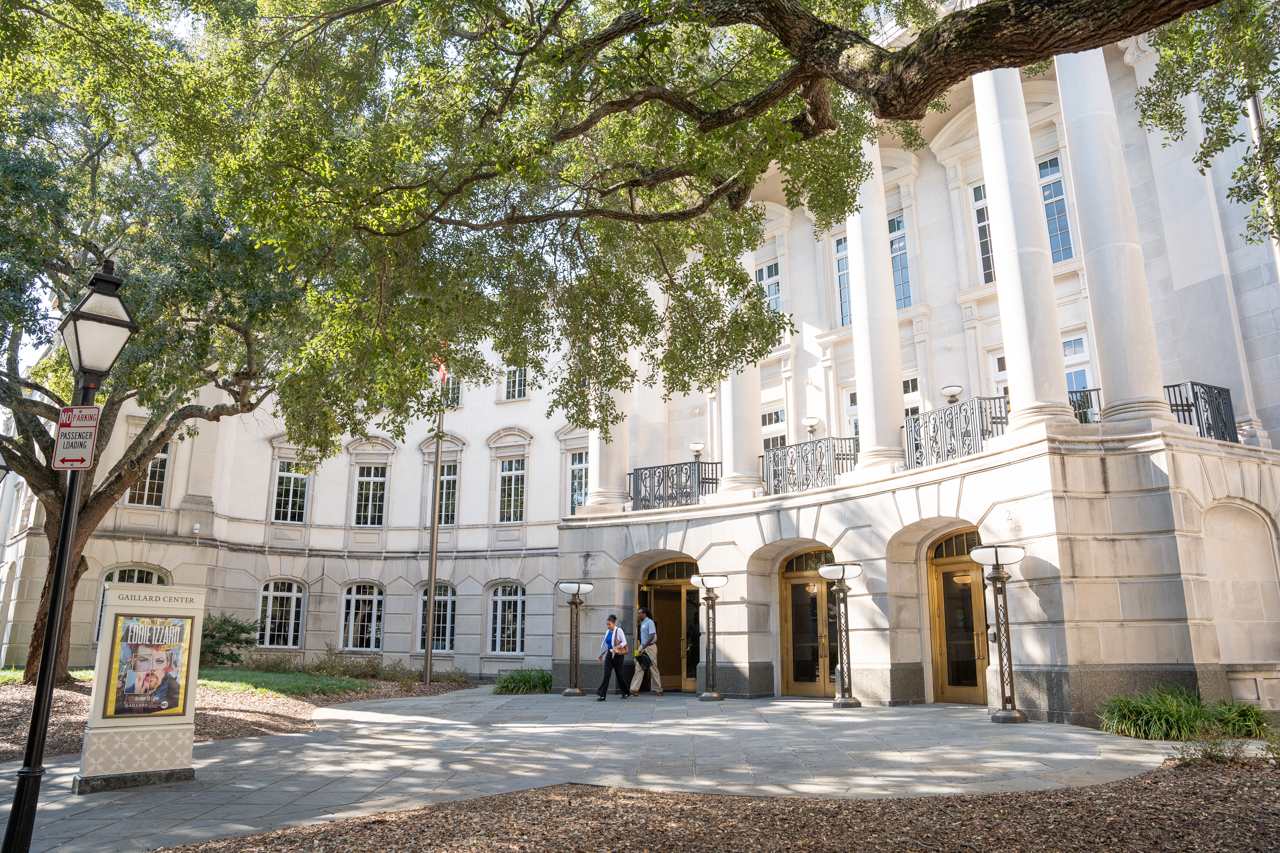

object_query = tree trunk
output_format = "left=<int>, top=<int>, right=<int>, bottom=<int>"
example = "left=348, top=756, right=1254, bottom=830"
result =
left=21, top=516, right=92, bottom=686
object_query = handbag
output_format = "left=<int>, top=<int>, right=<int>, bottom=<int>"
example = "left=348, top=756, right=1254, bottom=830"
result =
left=636, top=651, right=653, bottom=672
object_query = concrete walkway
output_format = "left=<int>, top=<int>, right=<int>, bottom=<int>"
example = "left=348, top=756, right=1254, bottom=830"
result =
left=3, top=687, right=1170, bottom=852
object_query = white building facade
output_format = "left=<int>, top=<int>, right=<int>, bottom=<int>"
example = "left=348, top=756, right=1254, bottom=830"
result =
left=3, top=42, right=1280, bottom=724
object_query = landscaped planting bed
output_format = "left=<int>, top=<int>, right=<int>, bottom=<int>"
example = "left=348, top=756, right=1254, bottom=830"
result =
left=0, top=673, right=477, bottom=763
left=153, top=761, right=1279, bottom=853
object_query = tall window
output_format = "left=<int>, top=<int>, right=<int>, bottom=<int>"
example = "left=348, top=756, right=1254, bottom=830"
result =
left=126, top=443, right=169, bottom=507
left=422, top=583, right=457, bottom=652
left=1063, top=336, right=1090, bottom=392
left=443, top=376, right=461, bottom=408
left=490, top=583, right=526, bottom=653
left=505, top=368, right=527, bottom=400
left=273, top=461, right=308, bottom=523
left=354, top=465, right=387, bottom=526
left=97, top=568, right=167, bottom=641
left=569, top=451, right=589, bottom=515
left=973, top=185, right=995, bottom=284
left=498, top=458, right=525, bottom=523
left=437, top=462, right=458, bottom=526
left=835, top=236, right=851, bottom=327
left=342, top=583, right=384, bottom=650
left=259, top=581, right=304, bottom=648
left=757, top=262, right=781, bottom=311
left=763, top=435, right=786, bottom=451
left=889, top=215, right=912, bottom=309
left=1039, top=157, right=1074, bottom=263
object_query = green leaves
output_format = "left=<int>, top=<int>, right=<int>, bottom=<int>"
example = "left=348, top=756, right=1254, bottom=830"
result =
left=1139, top=0, right=1280, bottom=245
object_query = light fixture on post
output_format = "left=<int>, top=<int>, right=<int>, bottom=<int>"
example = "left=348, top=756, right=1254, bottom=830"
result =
left=689, top=442, right=705, bottom=462
left=688, top=443, right=706, bottom=503
left=968, top=544, right=1028, bottom=724
left=3, top=261, right=137, bottom=853
left=817, top=562, right=863, bottom=709
left=690, top=574, right=728, bottom=701
left=802, top=416, right=820, bottom=438
left=557, top=581, right=594, bottom=696
left=941, top=384, right=964, bottom=405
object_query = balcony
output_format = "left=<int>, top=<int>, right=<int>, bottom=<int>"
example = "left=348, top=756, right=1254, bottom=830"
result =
left=761, top=437, right=859, bottom=496
left=629, top=461, right=721, bottom=511
left=1165, top=382, right=1239, bottom=443
left=904, top=397, right=1007, bottom=471
left=1069, top=388, right=1102, bottom=424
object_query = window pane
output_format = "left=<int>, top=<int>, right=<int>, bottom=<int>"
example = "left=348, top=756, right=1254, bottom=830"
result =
left=438, top=462, right=458, bottom=526
left=1041, top=179, right=1073, bottom=262
left=354, top=466, right=387, bottom=526
left=499, top=458, right=526, bottom=523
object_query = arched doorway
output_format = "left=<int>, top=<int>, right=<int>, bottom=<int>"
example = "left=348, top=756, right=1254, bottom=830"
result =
left=636, top=560, right=701, bottom=692
left=780, top=549, right=838, bottom=698
left=928, top=530, right=987, bottom=705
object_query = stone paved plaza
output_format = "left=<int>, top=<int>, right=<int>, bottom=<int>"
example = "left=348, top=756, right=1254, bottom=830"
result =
left=3, top=687, right=1170, bottom=852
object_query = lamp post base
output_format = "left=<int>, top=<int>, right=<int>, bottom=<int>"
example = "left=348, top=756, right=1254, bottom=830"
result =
left=991, top=708, right=1028, bottom=724
left=699, top=692, right=724, bottom=702
left=832, top=696, right=862, bottom=709
left=562, top=688, right=585, bottom=697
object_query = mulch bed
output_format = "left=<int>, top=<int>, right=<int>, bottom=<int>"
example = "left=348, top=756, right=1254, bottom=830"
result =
left=157, top=761, right=1278, bottom=852
left=0, top=679, right=478, bottom=763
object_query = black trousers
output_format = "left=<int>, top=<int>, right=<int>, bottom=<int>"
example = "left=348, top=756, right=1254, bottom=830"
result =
left=596, top=653, right=628, bottom=698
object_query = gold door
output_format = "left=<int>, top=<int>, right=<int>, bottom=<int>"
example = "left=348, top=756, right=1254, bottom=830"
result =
left=780, top=550, right=839, bottom=698
left=637, top=560, right=701, bottom=693
left=929, top=531, right=988, bottom=705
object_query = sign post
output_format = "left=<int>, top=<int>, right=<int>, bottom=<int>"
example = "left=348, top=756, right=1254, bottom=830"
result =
left=52, top=407, right=100, bottom=471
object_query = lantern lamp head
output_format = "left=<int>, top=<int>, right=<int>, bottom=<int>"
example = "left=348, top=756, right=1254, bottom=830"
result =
left=967, top=545, right=1026, bottom=567
left=690, top=574, right=728, bottom=590
left=818, top=563, right=863, bottom=582
left=557, top=581, right=594, bottom=596
left=57, top=260, right=139, bottom=385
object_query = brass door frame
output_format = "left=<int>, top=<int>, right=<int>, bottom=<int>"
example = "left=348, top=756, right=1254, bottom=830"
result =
left=780, top=572, right=836, bottom=698
left=928, top=537, right=988, bottom=705
left=638, top=577, right=699, bottom=693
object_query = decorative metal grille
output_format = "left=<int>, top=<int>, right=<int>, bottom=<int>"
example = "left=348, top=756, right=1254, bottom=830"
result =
left=905, top=397, right=1006, bottom=471
left=628, top=461, right=721, bottom=511
left=1068, top=388, right=1102, bottom=424
left=761, top=438, right=858, bottom=496
left=1164, top=382, right=1239, bottom=443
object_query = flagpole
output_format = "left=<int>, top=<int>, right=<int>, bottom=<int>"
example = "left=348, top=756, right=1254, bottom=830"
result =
left=422, top=368, right=446, bottom=684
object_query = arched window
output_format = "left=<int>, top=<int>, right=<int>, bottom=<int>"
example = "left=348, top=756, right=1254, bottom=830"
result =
left=782, top=550, right=835, bottom=574
left=259, top=581, right=305, bottom=648
left=342, top=584, right=384, bottom=650
left=490, top=583, right=526, bottom=653
left=421, top=584, right=457, bottom=652
left=97, top=568, right=168, bottom=641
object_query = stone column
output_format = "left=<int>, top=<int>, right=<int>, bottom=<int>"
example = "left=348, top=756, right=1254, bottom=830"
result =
left=847, top=139, right=906, bottom=477
left=719, top=261, right=765, bottom=494
left=1055, top=48, right=1172, bottom=423
left=973, top=68, right=1077, bottom=428
left=583, top=401, right=630, bottom=511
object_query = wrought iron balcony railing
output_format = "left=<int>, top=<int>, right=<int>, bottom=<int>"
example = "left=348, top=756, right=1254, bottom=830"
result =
left=629, top=461, right=722, bottom=511
left=1164, top=382, right=1239, bottom=443
left=761, top=437, right=859, bottom=496
left=1069, top=388, right=1102, bottom=424
left=905, top=396, right=1008, bottom=471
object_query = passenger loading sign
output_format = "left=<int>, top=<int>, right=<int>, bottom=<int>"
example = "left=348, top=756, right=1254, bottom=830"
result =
left=53, top=406, right=100, bottom=470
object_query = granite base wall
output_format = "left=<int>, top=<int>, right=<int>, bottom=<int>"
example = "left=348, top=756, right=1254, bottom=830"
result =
left=1008, top=663, right=1232, bottom=726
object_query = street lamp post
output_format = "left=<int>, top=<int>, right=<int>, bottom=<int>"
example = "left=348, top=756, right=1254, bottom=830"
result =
left=968, top=544, right=1028, bottom=724
left=557, top=581, right=593, bottom=696
left=690, top=574, right=728, bottom=701
left=817, top=562, right=863, bottom=709
left=3, top=261, right=137, bottom=853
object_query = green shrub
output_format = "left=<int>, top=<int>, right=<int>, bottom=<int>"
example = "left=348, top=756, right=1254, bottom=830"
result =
left=200, top=612, right=259, bottom=667
left=431, top=667, right=471, bottom=684
left=198, top=668, right=372, bottom=697
left=1211, top=697, right=1270, bottom=738
left=1174, top=722, right=1249, bottom=765
left=1099, top=685, right=1271, bottom=741
left=237, top=649, right=304, bottom=674
left=492, top=668, right=552, bottom=695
